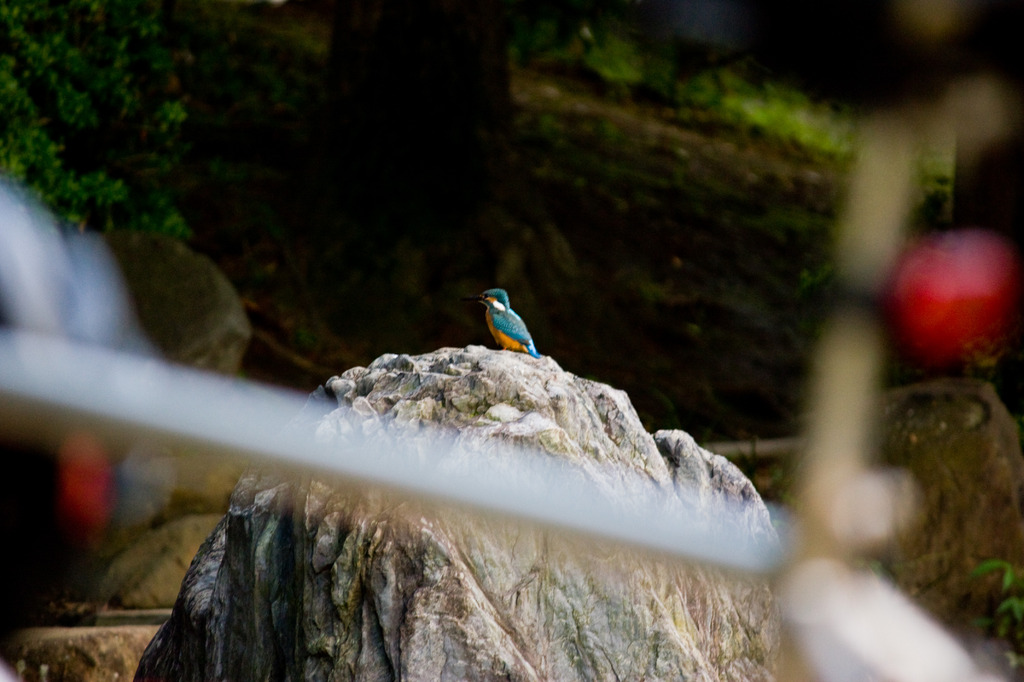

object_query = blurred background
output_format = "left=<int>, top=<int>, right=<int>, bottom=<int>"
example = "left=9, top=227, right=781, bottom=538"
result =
left=3, top=0, right=1024, bottom=675
left=4, top=0, right=1022, bottom=442
left=4, top=0, right=861, bottom=443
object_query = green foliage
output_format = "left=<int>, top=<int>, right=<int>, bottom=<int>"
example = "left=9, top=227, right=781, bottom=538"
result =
left=675, top=65, right=855, bottom=160
left=581, top=28, right=643, bottom=86
left=912, top=148, right=954, bottom=228
left=509, top=5, right=854, bottom=160
left=0, top=0, right=187, bottom=234
left=798, top=262, right=835, bottom=301
left=972, top=558, right=1024, bottom=665
left=172, top=0, right=327, bottom=130
left=506, top=0, right=633, bottom=62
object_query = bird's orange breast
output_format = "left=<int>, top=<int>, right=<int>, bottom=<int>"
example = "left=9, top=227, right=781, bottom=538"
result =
left=486, top=315, right=530, bottom=353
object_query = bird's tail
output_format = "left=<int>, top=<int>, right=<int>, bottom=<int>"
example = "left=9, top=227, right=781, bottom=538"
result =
left=526, top=341, right=541, bottom=359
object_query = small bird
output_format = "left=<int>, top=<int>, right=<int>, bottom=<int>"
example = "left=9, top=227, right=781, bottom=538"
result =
left=463, top=288, right=541, bottom=358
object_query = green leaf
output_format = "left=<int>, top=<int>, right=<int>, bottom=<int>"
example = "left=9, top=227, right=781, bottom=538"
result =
left=972, top=558, right=1012, bottom=579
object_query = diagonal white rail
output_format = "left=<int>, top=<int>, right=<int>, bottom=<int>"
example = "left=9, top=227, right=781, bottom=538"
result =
left=0, top=327, right=786, bottom=574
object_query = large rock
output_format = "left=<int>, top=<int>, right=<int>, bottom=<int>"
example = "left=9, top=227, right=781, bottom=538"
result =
left=654, top=428, right=778, bottom=546
left=1, top=626, right=159, bottom=682
left=880, top=378, right=1024, bottom=626
left=97, top=513, right=225, bottom=609
left=82, top=445, right=244, bottom=613
left=135, top=346, right=780, bottom=681
left=103, top=231, right=251, bottom=374
left=80, top=233, right=251, bottom=614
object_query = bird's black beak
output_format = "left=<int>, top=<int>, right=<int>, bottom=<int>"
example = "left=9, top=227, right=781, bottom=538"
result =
left=462, top=294, right=484, bottom=302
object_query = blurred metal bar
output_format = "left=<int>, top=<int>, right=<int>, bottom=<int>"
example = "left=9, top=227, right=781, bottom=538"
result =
left=704, top=437, right=803, bottom=460
left=793, top=114, right=915, bottom=565
left=0, top=328, right=786, bottom=574
left=777, top=104, right=1010, bottom=680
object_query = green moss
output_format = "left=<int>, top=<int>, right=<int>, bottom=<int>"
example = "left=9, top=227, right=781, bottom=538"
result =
left=582, top=29, right=644, bottom=87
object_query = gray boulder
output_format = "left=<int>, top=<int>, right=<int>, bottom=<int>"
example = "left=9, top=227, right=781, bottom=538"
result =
left=97, top=513, right=225, bottom=610
left=103, top=231, right=251, bottom=374
left=654, top=429, right=778, bottom=547
left=135, top=346, right=779, bottom=681
left=1, top=626, right=160, bottom=682
left=880, top=378, right=1024, bottom=626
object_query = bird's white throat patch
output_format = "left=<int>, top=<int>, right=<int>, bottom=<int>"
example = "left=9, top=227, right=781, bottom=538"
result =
left=490, top=300, right=506, bottom=312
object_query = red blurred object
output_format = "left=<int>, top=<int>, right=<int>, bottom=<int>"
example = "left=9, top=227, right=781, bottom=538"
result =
left=885, top=228, right=1023, bottom=367
left=56, top=432, right=115, bottom=548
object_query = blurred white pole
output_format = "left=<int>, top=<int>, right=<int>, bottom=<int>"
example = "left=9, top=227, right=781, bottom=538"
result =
left=0, top=328, right=785, bottom=574
left=778, top=84, right=1017, bottom=680
left=794, top=114, right=915, bottom=568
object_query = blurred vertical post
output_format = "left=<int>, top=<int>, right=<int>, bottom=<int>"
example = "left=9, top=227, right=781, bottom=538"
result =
left=779, top=71, right=1021, bottom=678
left=797, top=114, right=915, bottom=563
left=776, top=113, right=916, bottom=680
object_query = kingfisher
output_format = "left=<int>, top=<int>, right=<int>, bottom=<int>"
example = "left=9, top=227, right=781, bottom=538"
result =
left=463, top=288, right=541, bottom=358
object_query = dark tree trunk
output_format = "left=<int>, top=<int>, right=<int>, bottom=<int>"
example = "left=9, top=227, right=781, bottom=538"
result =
left=285, top=0, right=513, bottom=357
left=321, top=0, right=511, bottom=229
left=954, top=134, right=1024, bottom=250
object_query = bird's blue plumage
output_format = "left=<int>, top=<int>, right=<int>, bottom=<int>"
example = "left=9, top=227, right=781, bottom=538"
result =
left=471, top=288, right=542, bottom=358
left=488, top=306, right=530, bottom=342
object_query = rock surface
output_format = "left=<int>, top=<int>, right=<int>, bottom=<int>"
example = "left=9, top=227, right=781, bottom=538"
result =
left=103, top=231, right=251, bottom=374
left=654, top=429, right=779, bottom=547
left=1, top=626, right=159, bottom=682
left=85, top=232, right=252, bottom=612
left=880, top=378, right=1024, bottom=626
left=135, top=346, right=780, bottom=681
left=97, top=513, right=224, bottom=610
left=89, top=447, right=246, bottom=611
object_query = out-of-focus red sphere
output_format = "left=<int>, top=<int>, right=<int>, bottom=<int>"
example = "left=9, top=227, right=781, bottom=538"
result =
left=56, top=433, right=114, bottom=548
left=884, top=228, right=1022, bottom=367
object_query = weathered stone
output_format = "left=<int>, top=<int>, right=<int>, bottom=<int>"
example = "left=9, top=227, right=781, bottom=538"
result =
left=655, top=429, right=779, bottom=550
left=97, top=513, right=225, bottom=609
left=1, top=626, right=159, bottom=682
left=84, top=447, right=243, bottom=615
left=880, top=378, right=1024, bottom=626
left=136, top=346, right=779, bottom=681
left=104, top=231, right=251, bottom=374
